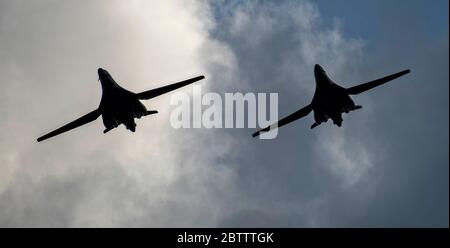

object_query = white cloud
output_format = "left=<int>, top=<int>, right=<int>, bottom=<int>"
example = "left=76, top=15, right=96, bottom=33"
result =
left=0, top=0, right=237, bottom=227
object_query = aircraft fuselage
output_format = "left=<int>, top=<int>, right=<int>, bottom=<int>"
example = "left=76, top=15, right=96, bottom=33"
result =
left=310, top=64, right=360, bottom=129
left=97, top=68, right=152, bottom=133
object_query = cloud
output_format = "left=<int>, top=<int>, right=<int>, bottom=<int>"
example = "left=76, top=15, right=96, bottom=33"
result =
left=206, top=0, right=448, bottom=227
left=205, top=0, right=376, bottom=227
left=0, top=0, right=238, bottom=227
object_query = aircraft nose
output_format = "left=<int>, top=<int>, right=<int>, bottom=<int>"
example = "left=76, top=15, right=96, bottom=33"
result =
left=98, top=68, right=107, bottom=76
left=314, top=64, right=324, bottom=73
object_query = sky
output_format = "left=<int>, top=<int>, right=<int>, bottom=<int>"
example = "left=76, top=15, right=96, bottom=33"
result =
left=0, top=0, right=448, bottom=227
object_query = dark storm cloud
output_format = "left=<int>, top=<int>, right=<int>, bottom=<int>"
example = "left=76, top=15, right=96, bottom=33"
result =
left=203, top=0, right=374, bottom=227
left=205, top=0, right=448, bottom=227
left=309, top=0, right=449, bottom=227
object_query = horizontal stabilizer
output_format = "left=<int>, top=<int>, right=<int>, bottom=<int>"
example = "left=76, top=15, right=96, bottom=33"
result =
left=145, top=110, right=158, bottom=116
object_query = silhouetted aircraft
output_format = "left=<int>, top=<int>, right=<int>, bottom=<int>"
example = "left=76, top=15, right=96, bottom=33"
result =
left=252, top=64, right=410, bottom=137
left=37, top=68, right=205, bottom=142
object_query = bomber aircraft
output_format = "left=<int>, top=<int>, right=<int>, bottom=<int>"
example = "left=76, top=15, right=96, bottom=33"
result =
left=252, top=64, right=410, bottom=137
left=37, top=68, right=205, bottom=142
